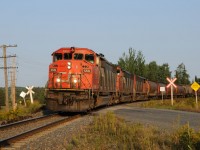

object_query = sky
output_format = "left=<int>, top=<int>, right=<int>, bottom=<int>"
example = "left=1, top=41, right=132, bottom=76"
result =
left=0, top=0, right=200, bottom=87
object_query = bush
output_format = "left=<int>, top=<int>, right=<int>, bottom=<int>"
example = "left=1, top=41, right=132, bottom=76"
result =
left=0, top=101, right=42, bottom=122
left=172, top=123, right=200, bottom=150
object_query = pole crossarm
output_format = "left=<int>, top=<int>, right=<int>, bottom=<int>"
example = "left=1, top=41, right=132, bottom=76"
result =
left=0, top=44, right=17, bottom=48
left=0, top=67, right=18, bottom=69
left=0, top=54, right=17, bottom=58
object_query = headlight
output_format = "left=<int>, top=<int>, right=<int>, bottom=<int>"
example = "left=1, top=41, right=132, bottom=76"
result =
left=56, top=78, right=61, bottom=83
left=67, top=62, right=71, bottom=65
left=73, top=79, right=78, bottom=83
left=67, top=62, right=72, bottom=70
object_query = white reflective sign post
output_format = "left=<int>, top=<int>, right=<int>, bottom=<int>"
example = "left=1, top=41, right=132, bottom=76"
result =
left=20, top=91, right=27, bottom=106
left=166, top=77, right=177, bottom=106
left=160, top=87, right=165, bottom=103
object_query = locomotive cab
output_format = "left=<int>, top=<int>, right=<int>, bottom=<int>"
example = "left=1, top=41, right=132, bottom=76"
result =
left=47, top=47, right=98, bottom=90
left=46, top=47, right=100, bottom=112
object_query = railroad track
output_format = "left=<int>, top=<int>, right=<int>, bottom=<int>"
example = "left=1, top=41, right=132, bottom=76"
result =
left=0, top=113, right=61, bottom=140
left=0, top=114, right=81, bottom=149
left=0, top=113, right=58, bottom=129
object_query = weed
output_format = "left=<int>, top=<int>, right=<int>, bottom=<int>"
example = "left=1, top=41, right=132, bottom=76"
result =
left=141, top=98, right=200, bottom=113
left=0, top=100, right=42, bottom=122
left=172, top=123, right=200, bottom=150
left=66, top=112, right=200, bottom=150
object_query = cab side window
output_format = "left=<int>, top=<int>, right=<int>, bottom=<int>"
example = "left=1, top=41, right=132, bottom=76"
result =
left=85, top=54, right=94, bottom=63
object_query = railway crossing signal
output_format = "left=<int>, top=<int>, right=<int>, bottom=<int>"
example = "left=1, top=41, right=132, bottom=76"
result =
left=26, top=86, right=35, bottom=104
left=166, top=77, right=177, bottom=106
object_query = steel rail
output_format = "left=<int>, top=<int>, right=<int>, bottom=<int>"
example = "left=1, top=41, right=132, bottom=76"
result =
left=0, top=114, right=81, bottom=148
left=0, top=113, right=58, bottom=130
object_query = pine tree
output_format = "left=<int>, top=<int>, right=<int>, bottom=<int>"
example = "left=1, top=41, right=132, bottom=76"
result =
left=175, top=63, right=190, bottom=84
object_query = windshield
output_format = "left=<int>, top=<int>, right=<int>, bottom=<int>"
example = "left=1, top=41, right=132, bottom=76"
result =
left=74, top=53, right=83, bottom=60
left=64, top=53, right=72, bottom=60
left=54, top=53, right=62, bottom=62
left=53, top=52, right=95, bottom=63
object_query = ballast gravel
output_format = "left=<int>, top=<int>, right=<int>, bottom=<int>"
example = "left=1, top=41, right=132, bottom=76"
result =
left=15, top=115, right=93, bottom=150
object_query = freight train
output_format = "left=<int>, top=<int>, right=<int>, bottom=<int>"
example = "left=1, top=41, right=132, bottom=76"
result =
left=45, top=47, right=196, bottom=112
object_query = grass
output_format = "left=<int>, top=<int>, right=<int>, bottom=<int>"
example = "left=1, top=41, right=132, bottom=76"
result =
left=65, top=112, right=200, bottom=150
left=139, top=98, right=200, bottom=113
left=0, top=100, right=42, bottom=123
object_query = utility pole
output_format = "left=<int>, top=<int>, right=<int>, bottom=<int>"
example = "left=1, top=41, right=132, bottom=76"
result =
left=0, top=44, right=17, bottom=112
left=11, top=56, right=17, bottom=111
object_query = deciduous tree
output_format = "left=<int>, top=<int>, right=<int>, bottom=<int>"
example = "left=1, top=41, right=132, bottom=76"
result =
left=157, top=63, right=171, bottom=83
left=118, top=47, right=145, bottom=76
left=145, top=61, right=158, bottom=82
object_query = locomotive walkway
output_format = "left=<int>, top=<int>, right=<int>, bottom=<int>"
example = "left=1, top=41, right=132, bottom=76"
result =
left=94, top=104, right=200, bottom=131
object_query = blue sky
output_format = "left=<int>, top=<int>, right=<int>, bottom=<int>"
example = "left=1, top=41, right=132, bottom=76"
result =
left=0, top=0, right=200, bottom=87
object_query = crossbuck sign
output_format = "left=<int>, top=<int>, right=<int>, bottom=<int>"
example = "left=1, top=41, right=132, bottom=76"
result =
left=26, top=86, right=35, bottom=104
left=166, top=77, right=177, bottom=106
left=166, top=77, right=177, bottom=88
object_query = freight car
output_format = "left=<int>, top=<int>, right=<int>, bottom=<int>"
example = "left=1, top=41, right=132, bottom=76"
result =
left=45, top=47, right=194, bottom=112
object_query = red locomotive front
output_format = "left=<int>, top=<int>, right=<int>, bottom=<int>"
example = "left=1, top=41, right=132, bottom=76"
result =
left=47, top=47, right=99, bottom=90
left=46, top=47, right=100, bottom=112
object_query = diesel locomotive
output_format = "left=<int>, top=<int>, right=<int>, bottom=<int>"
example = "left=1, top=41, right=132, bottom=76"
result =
left=45, top=47, right=195, bottom=112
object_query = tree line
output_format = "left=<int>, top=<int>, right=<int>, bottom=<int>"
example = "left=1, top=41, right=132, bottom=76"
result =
left=118, top=47, right=199, bottom=85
